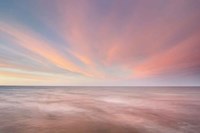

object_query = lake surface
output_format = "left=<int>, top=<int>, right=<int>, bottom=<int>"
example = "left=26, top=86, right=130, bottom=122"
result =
left=0, top=86, right=200, bottom=133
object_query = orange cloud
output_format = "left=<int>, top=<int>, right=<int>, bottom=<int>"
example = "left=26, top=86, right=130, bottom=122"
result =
left=0, top=22, right=92, bottom=77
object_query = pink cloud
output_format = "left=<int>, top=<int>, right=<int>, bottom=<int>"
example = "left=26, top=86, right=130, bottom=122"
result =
left=133, top=32, right=200, bottom=78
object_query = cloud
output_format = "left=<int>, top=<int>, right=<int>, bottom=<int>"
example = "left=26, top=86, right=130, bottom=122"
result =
left=133, top=32, right=200, bottom=77
left=0, top=0, right=200, bottom=85
left=0, top=21, right=92, bottom=77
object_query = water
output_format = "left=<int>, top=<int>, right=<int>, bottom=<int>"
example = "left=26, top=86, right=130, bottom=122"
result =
left=0, top=86, right=199, bottom=133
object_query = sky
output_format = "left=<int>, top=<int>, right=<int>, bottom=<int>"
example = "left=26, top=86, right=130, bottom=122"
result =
left=0, top=0, right=200, bottom=86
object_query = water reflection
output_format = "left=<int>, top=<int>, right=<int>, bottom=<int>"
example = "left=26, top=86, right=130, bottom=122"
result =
left=0, top=87, right=200, bottom=133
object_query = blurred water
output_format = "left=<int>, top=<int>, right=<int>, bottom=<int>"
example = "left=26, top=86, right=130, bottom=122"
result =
left=0, top=86, right=200, bottom=133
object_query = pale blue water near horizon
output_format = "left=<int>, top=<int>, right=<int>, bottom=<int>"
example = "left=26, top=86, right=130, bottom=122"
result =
left=0, top=86, right=200, bottom=133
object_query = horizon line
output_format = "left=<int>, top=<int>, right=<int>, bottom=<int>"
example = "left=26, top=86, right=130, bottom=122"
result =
left=0, top=85, right=200, bottom=87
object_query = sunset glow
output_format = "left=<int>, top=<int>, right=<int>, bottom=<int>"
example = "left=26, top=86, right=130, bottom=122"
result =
left=0, top=0, right=200, bottom=85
